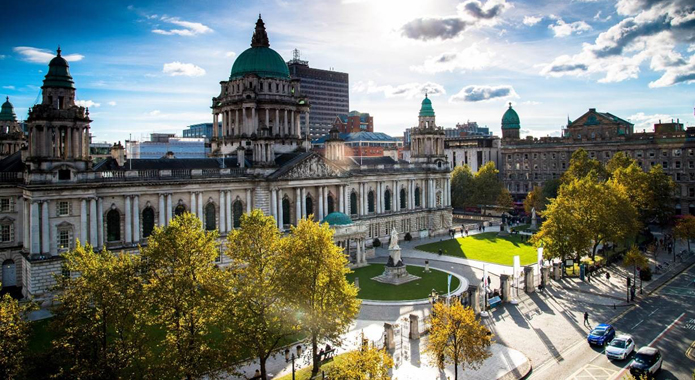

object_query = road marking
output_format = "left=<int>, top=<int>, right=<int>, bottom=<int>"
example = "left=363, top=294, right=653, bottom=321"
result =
left=631, top=320, right=644, bottom=329
left=611, top=312, right=686, bottom=380
left=648, top=309, right=657, bottom=316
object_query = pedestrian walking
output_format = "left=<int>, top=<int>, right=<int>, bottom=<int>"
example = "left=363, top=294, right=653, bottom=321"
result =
left=465, top=228, right=469, bottom=236
left=606, top=272, right=610, bottom=281
left=583, top=311, right=590, bottom=328
left=630, top=285, right=636, bottom=302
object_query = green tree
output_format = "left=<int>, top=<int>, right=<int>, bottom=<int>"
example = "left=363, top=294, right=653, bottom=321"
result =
left=142, top=213, right=229, bottom=380
left=532, top=191, right=592, bottom=264
left=561, top=148, right=607, bottom=184
left=282, top=217, right=361, bottom=376
left=623, top=246, right=649, bottom=281
left=424, top=302, right=492, bottom=380
left=0, top=286, right=34, bottom=379
left=674, top=215, right=695, bottom=252
left=524, top=186, right=544, bottom=215
left=450, top=165, right=475, bottom=209
left=470, top=161, right=502, bottom=214
left=541, top=178, right=560, bottom=201
left=645, top=164, right=675, bottom=224
left=605, top=151, right=634, bottom=174
left=224, top=210, right=299, bottom=380
left=328, top=342, right=394, bottom=380
left=52, top=243, right=150, bottom=379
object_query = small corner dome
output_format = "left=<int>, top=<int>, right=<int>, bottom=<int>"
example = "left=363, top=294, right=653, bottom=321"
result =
left=42, top=47, right=75, bottom=89
left=0, top=97, right=17, bottom=121
left=322, top=212, right=353, bottom=226
left=419, top=94, right=435, bottom=117
left=501, top=103, right=520, bottom=129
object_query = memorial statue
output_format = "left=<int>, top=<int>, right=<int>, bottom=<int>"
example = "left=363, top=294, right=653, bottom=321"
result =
left=387, top=228, right=402, bottom=266
left=531, top=207, right=536, bottom=221
left=389, top=228, right=399, bottom=250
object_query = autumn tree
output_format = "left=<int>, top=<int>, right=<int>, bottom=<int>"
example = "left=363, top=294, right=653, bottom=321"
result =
left=496, top=187, right=514, bottom=211
left=645, top=164, right=675, bottom=224
left=0, top=286, right=34, bottom=379
left=561, top=148, right=607, bottom=184
left=531, top=193, right=592, bottom=264
left=328, top=342, right=394, bottom=380
left=52, top=243, right=150, bottom=379
left=674, top=215, right=695, bottom=252
left=470, top=161, right=503, bottom=214
left=224, top=210, right=298, bottom=380
left=623, top=246, right=649, bottom=281
left=424, top=302, right=492, bottom=380
left=450, top=165, right=474, bottom=209
left=524, top=186, right=544, bottom=215
left=141, top=213, right=230, bottom=380
left=282, top=217, right=361, bottom=376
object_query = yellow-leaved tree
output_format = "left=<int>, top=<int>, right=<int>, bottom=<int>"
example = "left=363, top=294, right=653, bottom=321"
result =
left=328, top=342, right=394, bottom=380
left=0, top=283, right=34, bottom=379
left=674, top=215, right=695, bottom=253
left=224, top=210, right=299, bottom=380
left=281, top=216, right=361, bottom=376
left=623, top=246, right=649, bottom=281
left=141, top=213, right=230, bottom=380
left=424, top=302, right=492, bottom=380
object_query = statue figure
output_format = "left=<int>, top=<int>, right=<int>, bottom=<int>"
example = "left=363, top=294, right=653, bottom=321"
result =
left=389, top=228, right=399, bottom=250
left=531, top=207, right=536, bottom=221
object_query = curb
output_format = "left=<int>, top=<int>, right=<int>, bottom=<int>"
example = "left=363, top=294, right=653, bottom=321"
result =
left=499, top=355, right=532, bottom=380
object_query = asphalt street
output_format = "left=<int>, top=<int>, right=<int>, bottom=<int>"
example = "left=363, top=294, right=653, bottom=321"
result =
left=531, top=263, right=695, bottom=380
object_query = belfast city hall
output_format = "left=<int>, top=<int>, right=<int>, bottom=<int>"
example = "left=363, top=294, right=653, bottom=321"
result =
left=0, top=16, right=452, bottom=298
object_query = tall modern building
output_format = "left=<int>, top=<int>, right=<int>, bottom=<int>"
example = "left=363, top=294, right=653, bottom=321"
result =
left=287, top=50, right=349, bottom=139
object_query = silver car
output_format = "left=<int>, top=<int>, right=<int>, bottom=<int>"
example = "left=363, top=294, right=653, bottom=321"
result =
left=606, top=335, right=635, bottom=360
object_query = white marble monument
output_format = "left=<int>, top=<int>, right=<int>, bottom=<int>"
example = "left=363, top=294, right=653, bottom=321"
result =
left=372, top=228, right=421, bottom=285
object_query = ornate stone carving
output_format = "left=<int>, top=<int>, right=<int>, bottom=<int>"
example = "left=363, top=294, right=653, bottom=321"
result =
left=281, top=155, right=342, bottom=180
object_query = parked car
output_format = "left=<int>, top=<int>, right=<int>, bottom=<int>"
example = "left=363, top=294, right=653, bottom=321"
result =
left=629, top=347, right=662, bottom=378
left=587, top=324, right=616, bottom=346
left=606, top=335, right=635, bottom=360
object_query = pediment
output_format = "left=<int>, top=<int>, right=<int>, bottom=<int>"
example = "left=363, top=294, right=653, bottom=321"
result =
left=277, top=154, right=345, bottom=180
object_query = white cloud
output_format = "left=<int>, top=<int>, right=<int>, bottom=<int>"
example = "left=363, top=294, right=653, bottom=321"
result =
left=107, top=101, right=117, bottom=106
left=593, top=11, right=612, bottom=22
left=2, top=86, right=15, bottom=90
left=449, top=84, right=518, bottom=102
left=520, top=100, right=542, bottom=105
left=548, top=19, right=592, bottom=37
left=148, top=110, right=161, bottom=116
left=162, top=61, right=206, bottom=77
left=153, top=16, right=213, bottom=36
left=410, top=43, right=495, bottom=74
left=523, top=16, right=542, bottom=26
left=75, top=100, right=100, bottom=108
left=627, top=112, right=675, bottom=131
left=225, top=51, right=236, bottom=58
left=352, top=81, right=445, bottom=99
left=13, top=46, right=84, bottom=63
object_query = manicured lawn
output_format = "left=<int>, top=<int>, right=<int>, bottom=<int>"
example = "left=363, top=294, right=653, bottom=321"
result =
left=416, top=232, right=537, bottom=266
left=346, top=264, right=459, bottom=301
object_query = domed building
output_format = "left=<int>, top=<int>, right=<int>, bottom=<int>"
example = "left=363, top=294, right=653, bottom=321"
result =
left=0, top=16, right=452, bottom=299
left=0, top=97, right=25, bottom=158
left=501, top=103, right=520, bottom=140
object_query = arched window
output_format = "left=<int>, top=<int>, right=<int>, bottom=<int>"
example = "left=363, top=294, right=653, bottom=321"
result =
left=400, top=188, right=407, bottom=209
left=305, top=196, right=314, bottom=218
left=327, top=195, right=335, bottom=214
left=233, top=200, right=243, bottom=228
left=174, top=204, right=186, bottom=217
left=415, top=187, right=421, bottom=207
left=368, top=191, right=375, bottom=213
left=107, top=209, right=121, bottom=242
left=350, top=192, right=357, bottom=215
left=205, top=203, right=216, bottom=231
left=282, top=198, right=291, bottom=226
left=384, top=189, right=391, bottom=211
left=142, top=207, right=155, bottom=238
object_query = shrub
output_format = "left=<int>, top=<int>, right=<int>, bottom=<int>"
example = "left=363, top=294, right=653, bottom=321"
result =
left=372, top=238, right=381, bottom=248
left=639, top=267, right=652, bottom=281
left=404, top=233, right=412, bottom=242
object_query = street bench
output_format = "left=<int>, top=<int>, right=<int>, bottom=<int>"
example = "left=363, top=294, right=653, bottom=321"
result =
left=488, top=296, right=502, bottom=309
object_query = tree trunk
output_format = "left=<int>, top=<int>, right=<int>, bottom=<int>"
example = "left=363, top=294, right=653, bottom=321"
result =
left=311, top=333, right=319, bottom=376
left=260, top=355, right=267, bottom=380
left=454, top=359, right=458, bottom=380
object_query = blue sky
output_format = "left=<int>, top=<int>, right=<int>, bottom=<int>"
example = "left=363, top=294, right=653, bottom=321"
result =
left=1, top=0, right=693, bottom=143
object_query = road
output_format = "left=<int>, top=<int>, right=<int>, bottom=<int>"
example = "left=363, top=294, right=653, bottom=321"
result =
left=531, top=263, right=695, bottom=380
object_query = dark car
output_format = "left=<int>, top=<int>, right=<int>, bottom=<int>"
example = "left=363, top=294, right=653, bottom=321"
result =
left=629, top=347, right=662, bottom=378
left=587, top=324, right=615, bottom=346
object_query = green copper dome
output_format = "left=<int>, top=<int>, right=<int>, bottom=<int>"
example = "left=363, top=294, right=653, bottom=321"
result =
left=501, top=103, right=520, bottom=129
left=419, top=94, right=435, bottom=117
left=322, top=212, right=353, bottom=226
left=0, top=97, right=17, bottom=121
left=230, top=16, right=290, bottom=80
left=42, top=48, right=75, bottom=89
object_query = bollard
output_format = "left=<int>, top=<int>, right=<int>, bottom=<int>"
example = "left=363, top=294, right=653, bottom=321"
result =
left=500, top=274, right=512, bottom=302
left=383, top=323, right=395, bottom=350
left=409, top=314, right=420, bottom=340
left=524, top=266, right=535, bottom=293
left=355, top=277, right=360, bottom=290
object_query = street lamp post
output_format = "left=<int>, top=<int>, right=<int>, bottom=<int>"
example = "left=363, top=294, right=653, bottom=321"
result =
left=284, top=349, right=296, bottom=380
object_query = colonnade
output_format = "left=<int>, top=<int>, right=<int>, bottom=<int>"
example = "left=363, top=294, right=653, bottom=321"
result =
left=335, top=238, right=367, bottom=266
left=213, top=107, right=309, bottom=139
left=28, top=125, right=88, bottom=159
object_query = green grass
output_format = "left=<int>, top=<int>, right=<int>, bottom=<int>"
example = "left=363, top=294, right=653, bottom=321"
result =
left=273, top=352, right=347, bottom=380
left=416, top=232, right=537, bottom=266
left=346, top=264, right=459, bottom=301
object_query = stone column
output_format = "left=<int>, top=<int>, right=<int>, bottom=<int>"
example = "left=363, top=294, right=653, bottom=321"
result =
left=125, top=196, right=132, bottom=245
left=395, top=181, right=400, bottom=212
left=158, top=195, right=165, bottom=227
left=323, top=187, right=329, bottom=215
left=245, top=189, right=252, bottom=213
left=318, top=186, right=324, bottom=221
left=97, top=198, right=104, bottom=248
left=190, top=192, right=197, bottom=217
left=296, top=112, right=301, bottom=137
left=277, top=189, right=284, bottom=231
left=409, top=314, right=420, bottom=340
left=219, top=191, right=226, bottom=233
left=226, top=191, right=232, bottom=231
left=22, top=199, right=29, bottom=250
left=524, top=266, right=535, bottom=293
left=284, top=109, right=288, bottom=135
left=235, top=109, right=240, bottom=136
left=80, top=199, right=88, bottom=245
left=295, top=188, right=301, bottom=223
left=356, top=239, right=362, bottom=265
left=271, top=187, right=278, bottom=224
left=384, top=323, right=395, bottom=350
left=166, top=194, right=173, bottom=225
left=30, top=201, right=40, bottom=254
left=305, top=112, right=310, bottom=139
left=300, top=188, right=306, bottom=218
left=213, top=113, right=218, bottom=138
left=376, top=182, right=381, bottom=214
left=132, top=195, right=140, bottom=243
left=251, top=107, right=256, bottom=133
left=89, top=199, right=97, bottom=247
left=197, top=193, right=203, bottom=223
left=41, top=201, right=49, bottom=254
left=500, top=274, right=512, bottom=302
left=242, top=108, right=247, bottom=135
